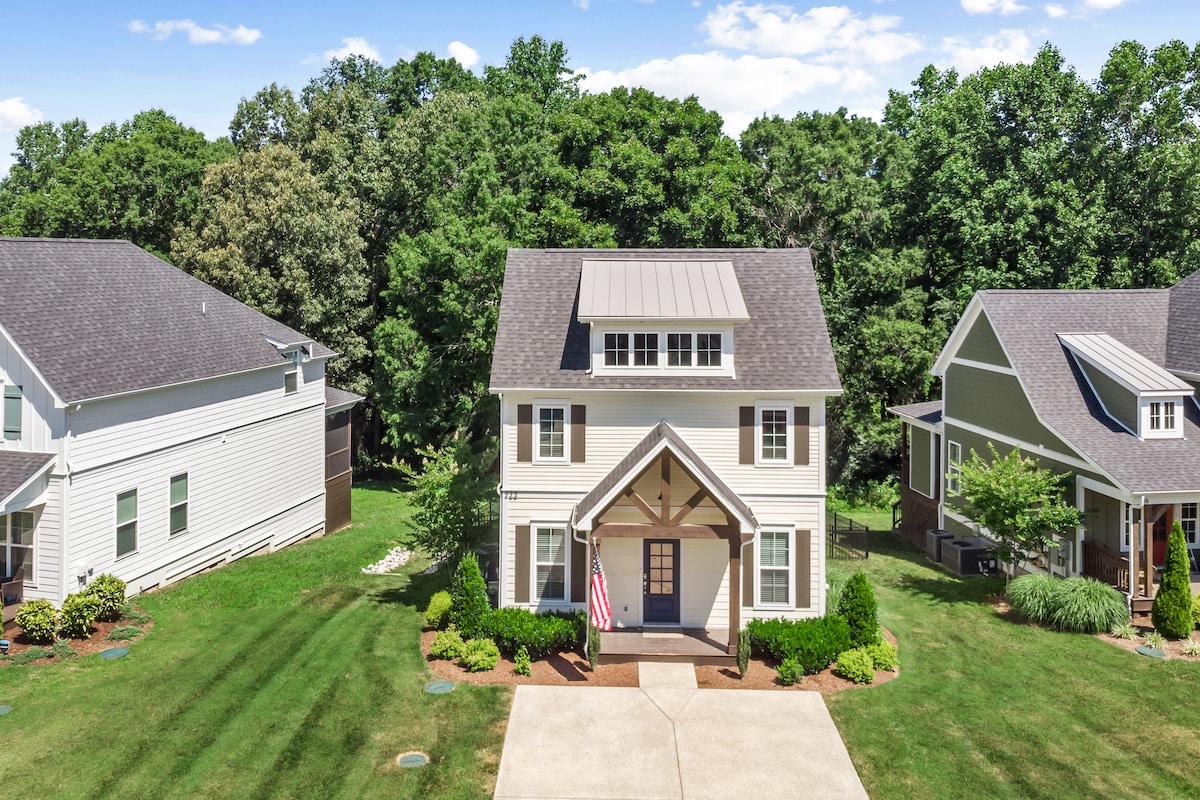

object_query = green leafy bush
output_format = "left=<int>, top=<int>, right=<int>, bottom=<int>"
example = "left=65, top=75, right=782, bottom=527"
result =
left=1050, top=577, right=1129, bottom=633
left=430, top=626, right=465, bottom=660
left=449, top=554, right=491, bottom=639
left=1109, top=621, right=1138, bottom=640
left=514, top=645, right=532, bottom=677
left=836, top=571, right=880, bottom=647
left=746, top=615, right=852, bottom=675
left=485, top=607, right=581, bottom=657
left=1151, top=523, right=1194, bottom=638
left=461, top=638, right=500, bottom=672
left=776, top=657, right=803, bottom=686
left=834, top=648, right=876, bottom=684
left=1192, top=594, right=1200, bottom=628
left=59, top=592, right=101, bottom=639
left=737, top=627, right=751, bottom=678
left=587, top=624, right=600, bottom=672
left=15, top=598, right=58, bottom=644
left=83, top=573, right=127, bottom=622
left=864, top=640, right=899, bottom=671
left=120, top=604, right=152, bottom=625
left=424, top=590, right=453, bottom=630
left=1144, top=630, right=1167, bottom=650
left=1007, top=573, right=1060, bottom=624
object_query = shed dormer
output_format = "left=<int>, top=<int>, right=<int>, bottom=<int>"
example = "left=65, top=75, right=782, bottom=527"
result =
left=1059, top=332, right=1193, bottom=439
left=578, top=259, right=749, bottom=377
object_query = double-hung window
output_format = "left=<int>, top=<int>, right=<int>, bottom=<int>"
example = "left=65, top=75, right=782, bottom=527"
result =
left=604, top=333, right=630, bottom=366
left=116, top=489, right=138, bottom=558
left=3, top=385, right=21, bottom=441
left=947, top=441, right=962, bottom=493
left=696, top=333, right=722, bottom=366
left=534, top=526, right=566, bottom=601
left=2, top=511, right=34, bottom=582
left=170, top=473, right=189, bottom=536
left=759, top=530, right=791, bottom=605
left=1181, top=503, right=1198, bottom=546
left=758, top=405, right=791, bottom=464
left=667, top=333, right=692, bottom=366
left=633, top=333, right=658, bottom=366
left=537, top=406, right=567, bottom=461
left=1150, top=401, right=1175, bottom=431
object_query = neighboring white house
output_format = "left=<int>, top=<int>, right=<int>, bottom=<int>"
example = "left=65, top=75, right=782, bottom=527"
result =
left=489, top=248, right=842, bottom=660
left=0, top=237, right=360, bottom=607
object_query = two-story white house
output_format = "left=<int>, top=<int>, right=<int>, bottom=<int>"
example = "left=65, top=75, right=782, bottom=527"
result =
left=489, top=248, right=842, bottom=661
left=0, top=237, right=360, bottom=611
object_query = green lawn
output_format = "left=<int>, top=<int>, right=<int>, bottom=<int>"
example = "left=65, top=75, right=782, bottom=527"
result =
left=0, top=481, right=510, bottom=799
left=827, top=536, right=1200, bottom=800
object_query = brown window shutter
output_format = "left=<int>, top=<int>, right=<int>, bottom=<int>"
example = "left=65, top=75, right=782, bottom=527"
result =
left=742, top=540, right=755, bottom=607
left=517, top=405, right=533, bottom=463
left=794, top=406, right=810, bottom=466
left=570, top=535, right=586, bottom=602
left=515, top=525, right=530, bottom=603
left=570, top=405, right=586, bottom=463
left=795, top=529, right=812, bottom=609
left=739, top=406, right=754, bottom=464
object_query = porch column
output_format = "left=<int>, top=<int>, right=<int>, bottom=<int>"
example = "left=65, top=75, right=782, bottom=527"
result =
left=727, top=536, right=740, bottom=654
left=1129, top=505, right=1139, bottom=599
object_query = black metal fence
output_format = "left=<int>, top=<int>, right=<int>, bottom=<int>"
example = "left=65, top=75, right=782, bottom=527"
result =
left=827, top=512, right=870, bottom=560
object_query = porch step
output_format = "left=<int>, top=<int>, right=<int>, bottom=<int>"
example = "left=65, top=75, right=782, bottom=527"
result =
left=1132, top=596, right=1154, bottom=614
left=599, top=652, right=735, bottom=667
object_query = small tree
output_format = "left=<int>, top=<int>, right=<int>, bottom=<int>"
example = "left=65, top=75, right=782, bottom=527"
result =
left=449, top=553, right=491, bottom=640
left=1152, top=522, right=1193, bottom=638
left=952, top=444, right=1082, bottom=581
left=400, top=439, right=495, bottom=563
left=836, top=571, right=881, bottom=647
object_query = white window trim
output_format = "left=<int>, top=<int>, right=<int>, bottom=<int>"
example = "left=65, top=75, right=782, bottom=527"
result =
left=1180, top=502, right=1198, bottom=547
left=533, top=402, right=570, bottom=464
left=169, top=473, right=189, bottom=537
left=115, top=488, right=138, bottom=560
left=754, top=402, right=793, bottom=467
left=947, top=441, right=962, bottom=494
left=3, top=510, right=35, bottom=584
left=755, top=527, right=794, bottom=609
left=592, top=326, right=735, bottom=377
left=530, top=522, right=569, bottom=604
left=1140, top=396, right=1183, bottom=439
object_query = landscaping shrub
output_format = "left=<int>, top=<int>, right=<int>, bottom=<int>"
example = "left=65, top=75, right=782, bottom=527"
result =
left=119, top=603, right=152, bottom=625
left=107, top=626, right=144, bottom=641
left=587, top=623, right=600, bottom=672
left=1109, top=621, right=1138, bottom=640
left=15, top=598, right=58, bottom=644
left=59, top=592, right=101, bottom=639
left=1193, top=594, right=1200, bottom=628
left=51, top=640, right=77, bottom=659
left=1050, top=577, right=1129, bottom=633
left=485, top=607, right=581, bottom=657
left=836, top=571, right=880, bottom=647
left=1006, top=573, right=1059, bottom=624
left=1182, top=638, right=1200, bottom=658
left=737, top=627, right=751, bottom=678
left=4, top=646, right=48, bottom=665
left=424, top=590, right=452, bottom=630
left=514, top=645, right=532, bottom=677
left=1151, top=523, right=1194, bottom=638
left=825, top=571, right=848, bottom=618
left=776, top=657, right=803, bottom=686
left=746, top=615, right=852, bottom=675
left=1144, top=630, right=1167, bottom=651
left=462, top=638, right=500, bottom=672
left=864, top=640, right=899, bottom=671
left=834, top=648, right=876, bottom=684
left=449, top=554, right=491, bottom=639
left=430, top=626, right=465, bottom=660
left=83, top=573, right=127, bottom=622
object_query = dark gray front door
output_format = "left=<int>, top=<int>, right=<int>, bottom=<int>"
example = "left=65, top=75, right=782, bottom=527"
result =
left=643, top=539, right=680, bottom=624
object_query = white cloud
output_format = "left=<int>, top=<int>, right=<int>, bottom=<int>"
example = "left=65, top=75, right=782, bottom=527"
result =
left=1044, top=3, right=1068, bottom=16
left=583, top=51, right=873, bottom=135
left=573, top=0, right=591, bottom=8
left=1084, top=0, right=1130, bottom=8
left=941, top=29, right=1034, bottom=73
left=322, top=37, right=381, bottom=62
left=961, top=0, right=1029, bottom=13
left=701, top=2, right=922, bottom=65
left=0, top=97, right=42, bottom=132
left=128, top=19, right=261, bottom=45
left=447, top=41, right=479, bottom=69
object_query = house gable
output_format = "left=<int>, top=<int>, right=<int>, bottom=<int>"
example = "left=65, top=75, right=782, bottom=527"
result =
left=957, top=312, right=1010, bottom=368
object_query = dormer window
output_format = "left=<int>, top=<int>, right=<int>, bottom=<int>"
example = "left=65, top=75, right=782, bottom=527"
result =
left=668, top=334, right=692, bottom=366
left=604, top=334, right=629, bottom=366
left=1150, top=401, right=1176, bottom=432
left=697, top=334, right=722, bottom=367
left=633, top=333, right=658, bottom=366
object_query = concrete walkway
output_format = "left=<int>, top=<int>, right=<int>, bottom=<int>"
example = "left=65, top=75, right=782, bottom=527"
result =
left=493, top=665, right=869, bottom=800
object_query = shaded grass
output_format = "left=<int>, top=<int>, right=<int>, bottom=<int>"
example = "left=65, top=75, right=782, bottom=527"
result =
left=0, top=482, right=510, bottom=799
left=828, top=534, right=1200, bottom=800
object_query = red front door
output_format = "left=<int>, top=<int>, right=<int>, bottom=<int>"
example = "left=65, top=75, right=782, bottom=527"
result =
left=1152, top=508, right=1172, bottom=565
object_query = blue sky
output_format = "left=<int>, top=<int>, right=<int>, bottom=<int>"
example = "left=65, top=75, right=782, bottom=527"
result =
left=0, top=1, right=1192, bottom=174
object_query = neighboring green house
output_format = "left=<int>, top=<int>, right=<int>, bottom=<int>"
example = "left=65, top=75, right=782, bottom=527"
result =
left=891, top=272, right=1200, bottom=608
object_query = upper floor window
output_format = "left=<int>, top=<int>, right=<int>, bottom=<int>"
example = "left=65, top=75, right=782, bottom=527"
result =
left=760, top=407, right=789, bottom=462
left=1150, top=401, right=1175, bottom=431
left=633, top=333, right=658, bottom=366
left=697, top=333, right=722, bottom=367
left=604, top=333, right=630, bottom=366
left=538, top=406, right=566, bottom=460
left=116, top=489, right=138, bottom=558
left=947, top=441, right=962, bottom=493
left=667, top=333, right=692, bottom=366
left=170, top=473, right=189, bottom=536
left=3, top=385, right=21, bottom=441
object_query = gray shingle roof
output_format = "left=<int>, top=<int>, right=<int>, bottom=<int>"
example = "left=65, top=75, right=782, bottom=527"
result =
left=0, top=238, right=334, bottom=403
left=490, top=248, right=841, bottom=392
left=976, top=289, right=1200, bottom=492
left=573, top=420, right=757, bottom=530
left=1167, top=268, right=1200, bottom=376
left=888, top=400, right=943, bottom=427
left=0, top=450, right=54, bottom=508
left=324, top=387, right=364, bottom=413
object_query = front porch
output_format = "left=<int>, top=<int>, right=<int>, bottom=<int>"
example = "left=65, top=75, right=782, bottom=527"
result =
left=1082, top=538, right=1200, bottom=612
left=598, top=627, right=734, bottom=666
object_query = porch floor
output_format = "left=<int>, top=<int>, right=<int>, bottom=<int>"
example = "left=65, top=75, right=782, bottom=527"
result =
left=599, top=627, right=733, bottom=665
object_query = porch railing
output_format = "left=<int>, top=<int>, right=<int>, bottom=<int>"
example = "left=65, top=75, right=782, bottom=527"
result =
left=1081, top=539, right=1129, bottom=593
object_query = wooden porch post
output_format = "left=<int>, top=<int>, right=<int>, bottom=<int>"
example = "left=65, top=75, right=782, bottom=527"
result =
left=1130, top=506, right=1141, bottom=601
left=727, top=536, right=741, bottom=654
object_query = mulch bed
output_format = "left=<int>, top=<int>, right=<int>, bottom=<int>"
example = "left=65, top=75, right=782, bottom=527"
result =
left=0, top=613, right=154, bottom=666
left=421, top=627, right=900, bottom=693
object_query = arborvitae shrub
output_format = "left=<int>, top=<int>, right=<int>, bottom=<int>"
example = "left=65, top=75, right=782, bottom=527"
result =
left=449, top=553, right=490, bottom=639
left=423, top=590, right=452, bottom=630
left=836, top=571, right=880, bottom=647
left=58, top=592, right=101, bottom=639
left=737, top=627, right=751, bottom=678
left=587, top=624, right=601, bottom=671
left=1152, top=523, right=1194, bottom=639
left=14, top=599, right=58, bottom=644
left=82, top=574, right=127, bottom=622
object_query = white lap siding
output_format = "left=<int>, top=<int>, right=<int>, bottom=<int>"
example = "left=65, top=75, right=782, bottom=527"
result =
left=681, top=538, right=729, bottom=629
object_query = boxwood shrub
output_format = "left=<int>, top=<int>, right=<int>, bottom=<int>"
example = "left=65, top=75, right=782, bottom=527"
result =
left=449, top=554, right=491, bottom=639
left=462, top=638, right=500, bottom=672
left=15, top=599, right=58, bottom=644
left=746, top=615, right=852, bottom=676
left=82, top=573, right=127, bottom=622
left=485, top=607, right=582, bottom=658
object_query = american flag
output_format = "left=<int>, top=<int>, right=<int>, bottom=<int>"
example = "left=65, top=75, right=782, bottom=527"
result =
left=590, top=542, right=612, bottom=631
